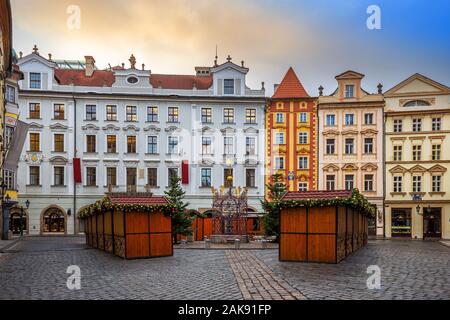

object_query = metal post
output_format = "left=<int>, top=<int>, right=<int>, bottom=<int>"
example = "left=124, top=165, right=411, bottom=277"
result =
left=235, top=238, right=241, bottom=249
left=20, top=206, right=24, bottom=237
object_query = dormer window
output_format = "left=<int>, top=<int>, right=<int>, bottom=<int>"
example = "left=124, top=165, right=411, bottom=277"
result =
left=30, top=73, right=42, bottom=89
left=345, top=85, right=354, bottom=98
left=224, top=79, right=235, bottom=95
left=126, top=76, right=139, bottom=84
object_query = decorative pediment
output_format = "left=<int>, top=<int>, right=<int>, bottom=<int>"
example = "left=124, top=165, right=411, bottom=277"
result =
left=244, top=159, right=258, bottom=167
left=335, top=70, right=365, bottom=80
left=123, top=125, right=140, bottom=133
left=409, top=165, right=427, bottom=173
left=144, top=125, right=162, bottom=134
left=323, top=164, right=339, bottom=172
left=221, top=127, right=237, bottom=135
left=429, top=165, right=447, bottom=173
left=103, top=124, right=121, bottom=132
left=123, top=160, right=139, bottom=168
left=385, top=73, right=450, bottom=97
left=28, top=122, right=44, bottom=130
left=389, top=165, right=408, bottom=174
left=82, top=124, right=100, bottom=132
left=200, top=159, right=215, bottom=167
left=342, top=164, right=358, bottom=172
left=103, top=160, right=120, bottom=167
left=322, top=130, right=340, bottom=137
left=297, top=147, right=310, bottom=154
left=50, top=123, right=69, bottom=131
left=197, top=126, right=215, bottom=134
left=361, top=163, right=378, bottom=171
left=361, top=129, right=378, bottom=136
left=165, top=126, right=182, bottom=133
left=342, top=130, right=358, bottom=136
left=49, top=156, right=68, bottom=164
left=243, top=127, right=259, bottom=135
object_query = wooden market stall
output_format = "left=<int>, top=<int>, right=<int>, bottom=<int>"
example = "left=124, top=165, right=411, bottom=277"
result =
left=80, top=193, right=173, bottom=260
left=279, top=190, right=373, bottom=264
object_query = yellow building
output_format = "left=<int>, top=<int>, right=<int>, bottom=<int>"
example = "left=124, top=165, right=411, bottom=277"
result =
left=385, top=74, right=450, bottom=240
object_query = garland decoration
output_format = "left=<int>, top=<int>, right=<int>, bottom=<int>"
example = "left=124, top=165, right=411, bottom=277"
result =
left=78, top=196, right=176, bottom=219
left=278, top=189, right=376, bottom=218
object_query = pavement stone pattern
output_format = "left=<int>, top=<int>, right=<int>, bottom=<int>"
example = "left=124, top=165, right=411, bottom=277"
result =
left=225, top=250, right=306, bottom=300
left=0, top=237, right=449, bottom=300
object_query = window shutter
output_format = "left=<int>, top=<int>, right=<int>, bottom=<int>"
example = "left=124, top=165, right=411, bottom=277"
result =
left=217, top=79, right=223, bottom=95
left=235, top=79, right=241, bottom=95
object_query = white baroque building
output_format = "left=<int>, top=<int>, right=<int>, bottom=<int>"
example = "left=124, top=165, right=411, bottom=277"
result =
left=16, top=48, right=266, bottom=235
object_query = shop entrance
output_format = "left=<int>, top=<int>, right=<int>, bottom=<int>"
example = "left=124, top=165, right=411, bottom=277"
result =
left=423, top=208, right=442, bottom=239
left=391, top=208, right=412, bottom=237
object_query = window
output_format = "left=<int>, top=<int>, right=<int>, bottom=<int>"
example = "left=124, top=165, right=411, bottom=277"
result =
left=223, top=108, right=235, bottom=124
left=345, top=85, right=354, bottom=98
left=364, top=138, right=373, bottom=154
left=86, top=135, right=96, bottom=153
left=326, top=114, right=335, bottom=126
left=412, top=118, right=422, bottom=132
left=404, top=100, right=430, bottom=107
left=127, top=136, right=137, bottom=153
left=201, top=168, right=212, bottom=187
left=298, top=183, right=308, bottom=192
left=29, top=166, right=40, bottom=186
left=201, top=108, right=212, bottom=123
left=412, top=176, right=422, bottom=193
left=29, top=103, right=41, bottom=119
left=168, top=137, right=179, bottom=154
left=432, top=175, right=441, bottom=193
left=364, top=174, right=374, bottom=192
left=412, top=145, right=421, bottom=161
left=275, top=157, right=284, bottom=170
left=246, top=169, right=256, bottom=188
left=106, top=105, right=117, bottom=121
left=54, top=167, right=65, bottom=186
left=298, top=132, right=308, bottom=145
left=86, top=167, right=97, bottom=186
left=298, top=157, right=308, bottom=170
left=432, top=118, right=442, bottom=131
left=5, top=85, right=15, bottom=103
left=432, top=145, right=441, bottom=161
left=107, top=168, right=117, bottom=187
left=275, top=133, right=285, bottom=145
left=54, top=134, right=65, bottom=152
left=127, top=168, right=137, bottom=189
left=126, top=106, right=137, bottom=122
left=147, top=106, right=158, bottom=122
left=299, top=113, right=307, bottom=123
left=202, top=137, right=212, bottom=155
left=86, top=105, right=96, bottom=121
left=168, top=107, right=179, bottom=123
left=345, top=175, right=354, bottom=191
left=147, top=136, right=158, bottom=154
left=224, top=137, right=234, bottom=155
left=393, top=145, right=402, bottom=161
left=365, top=113, right=374, bottom=125
left=107, top=135, right=117, bottom=153
left=168, top=168, right=179, bottom=182
left=345, top=138, right=354, bottom=155
left=326, top=139, right=335, bottom=155
left=246, top=137, right=256, bottom=155
left=393, top=176, right=403, bottom=193
left=30, top=72, right=41, bottom=89
left=224, top=169, right=233, bottom=187
left=245, top=109, right=257, bottom=124
left=53, top=104, right=65, bottom=120
left=4, top=170, right=15, bottom=190
left=393, top=120, right=403, bottom=132
left=326, top=175, right=335, bottom=191
left=224, top=79, right=235, bottom=95
left=147, top=168, right=158, bottom=187
left=127, top=76, right=138, bottom=84
left=276, top=113, right=284, bottom=124
left=29, top=133, right=40, bottom=152
left=345, top=114, right=355, bottom=126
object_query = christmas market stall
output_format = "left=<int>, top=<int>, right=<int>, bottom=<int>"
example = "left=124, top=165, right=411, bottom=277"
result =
left=79, top=193, right=174, bottom=260
left=279, top=190, right=375, bottom=264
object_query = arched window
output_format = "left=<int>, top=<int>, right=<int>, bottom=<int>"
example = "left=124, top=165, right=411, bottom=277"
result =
left=403, top=100, right=431, bottom=107
left=43, top=208, right=65, bottom=233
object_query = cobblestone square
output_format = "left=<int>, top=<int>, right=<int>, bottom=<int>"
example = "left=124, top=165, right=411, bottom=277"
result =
left=0, top=237, right=449, bottom=300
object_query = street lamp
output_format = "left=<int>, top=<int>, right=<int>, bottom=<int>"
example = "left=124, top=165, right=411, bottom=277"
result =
left=19, top=200, right=30, bottom=237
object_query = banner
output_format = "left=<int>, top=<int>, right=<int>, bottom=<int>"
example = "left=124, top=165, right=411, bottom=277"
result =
left=3, top=120, right=29, bottom=171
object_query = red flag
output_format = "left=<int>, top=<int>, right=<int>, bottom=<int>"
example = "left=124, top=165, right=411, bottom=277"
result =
left=182, top=160, right=189, bottom=185
left=73, top=158, right=82, bottom=184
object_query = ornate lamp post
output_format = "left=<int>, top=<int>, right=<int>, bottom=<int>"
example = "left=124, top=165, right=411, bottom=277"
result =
left=20, top=200, right=30, bottom=237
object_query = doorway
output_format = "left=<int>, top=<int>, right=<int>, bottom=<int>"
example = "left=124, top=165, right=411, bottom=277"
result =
left=423, top=208, right=442, bottom=239
left=127, top=168, right=137, bottom=192
left=391, top=208, right=412, bottom=237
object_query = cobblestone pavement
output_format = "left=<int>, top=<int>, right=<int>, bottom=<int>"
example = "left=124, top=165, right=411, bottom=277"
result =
left=0, top=237, right=449, bottom=300
left=226, top=251, right=306, bottom=300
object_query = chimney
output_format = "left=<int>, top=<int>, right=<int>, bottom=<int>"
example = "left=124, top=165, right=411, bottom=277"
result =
left=85, top=56, right=96, bottom=77
left=274, top=84, right=279, bottom=92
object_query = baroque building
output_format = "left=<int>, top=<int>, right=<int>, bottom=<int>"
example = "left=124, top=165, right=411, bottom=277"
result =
left=16, top=48, right=266, bottom=235
left=266, top=68, right=318, bottom=191
left=318, top=71, right=385, bottom=236
left=384, top=74, right=450, bottom=240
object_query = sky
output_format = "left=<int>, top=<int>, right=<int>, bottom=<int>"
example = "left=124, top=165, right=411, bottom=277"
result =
left=10, top=0, right=450, bottom=96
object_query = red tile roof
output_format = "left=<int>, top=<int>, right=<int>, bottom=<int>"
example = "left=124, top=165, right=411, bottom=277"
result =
left=108, top=194, right=169, bottom=206
left=150, top=74, right=213, bottom=90
left=272, top=67, right=310, bottom=99
left=282, top=190, right=352, bottom=201
left=55, top=69, right=115, bottom=87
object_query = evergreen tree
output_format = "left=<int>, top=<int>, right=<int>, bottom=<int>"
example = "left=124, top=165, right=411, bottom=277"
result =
left=261, top=173, right=287, bottom=242
left=165, top=174, right=193, bottom=244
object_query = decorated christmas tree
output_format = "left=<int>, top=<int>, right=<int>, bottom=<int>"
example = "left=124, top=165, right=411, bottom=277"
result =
left=261, top=173, right=287, bottom=242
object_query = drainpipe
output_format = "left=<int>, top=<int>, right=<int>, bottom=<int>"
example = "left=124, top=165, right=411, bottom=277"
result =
left=73, top=94, right=77, bottom=234
left=382, top=104, right=386, bottom=238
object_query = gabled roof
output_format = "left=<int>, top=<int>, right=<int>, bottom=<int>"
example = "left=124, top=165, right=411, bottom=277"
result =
left=385, top=73, right=450, bottom=96
left=281, top=190, right=352, bottom=201
left=335, top=70, right=365, bottom=80
left=108, top=193, right=168, bottom=206
left=272, top=67, right=310, bottom=99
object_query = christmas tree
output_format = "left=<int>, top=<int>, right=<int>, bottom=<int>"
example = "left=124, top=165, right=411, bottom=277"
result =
left=261, top=173, right=287, bottom=242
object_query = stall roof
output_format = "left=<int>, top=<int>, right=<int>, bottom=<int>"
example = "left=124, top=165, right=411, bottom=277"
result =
left=281, top=190, right=353, bottom=201
left=108, top=193, right=169, bottom=205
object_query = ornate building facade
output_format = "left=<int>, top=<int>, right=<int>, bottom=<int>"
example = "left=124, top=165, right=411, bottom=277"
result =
left=16, top=48, right=266, bottom=235
left=384, top=74, right=450, bottom=240
left=266, top=68, right=318, bottom=192
left=318, top=71, right=385, bottom=236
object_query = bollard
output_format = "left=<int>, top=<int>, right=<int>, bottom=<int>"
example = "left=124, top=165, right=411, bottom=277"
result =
left=261, top=239, right=268, bottom=249
left=235, top=239, right=241, bottom=249
left=204, top=237, right=211, bottom=249
left=181, top=239, right=187, bottom=248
